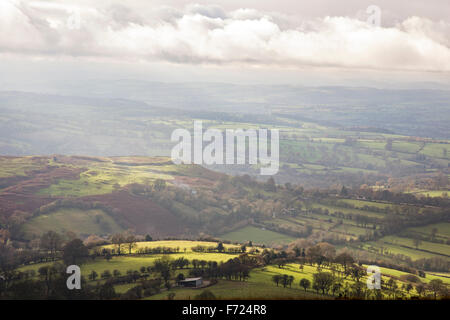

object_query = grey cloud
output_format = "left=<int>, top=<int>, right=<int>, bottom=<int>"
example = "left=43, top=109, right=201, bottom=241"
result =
left=0, top=1, right=449, bottom=72
left=186, top=4, right=227, bottom=19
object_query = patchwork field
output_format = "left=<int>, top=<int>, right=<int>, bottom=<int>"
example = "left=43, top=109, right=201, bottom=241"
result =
left=1, top=155, right=449, bottom=302
left=381, top=236, right=450, bottom=257
left=19, top=240, right=243, bottom=277
left=363, top=241, right=447, bottom=260
left=407, top=223, right=450, bottom=239
left=14, top=239, right=450, bottom=300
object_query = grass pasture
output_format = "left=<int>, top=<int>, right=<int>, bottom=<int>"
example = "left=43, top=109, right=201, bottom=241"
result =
left=420, top=143, right=450, bottom=159
left=37, top=161, right=175, bottom=197
left=381, top=236, right=450, bottom=257
left=22, top=208, right=124, bottom=238
left=411, top=190, right=449, bottom=198
left=81, top=253, right=241, bottom=277
left=364, top=241, right=448, bottom=260
left=338, top=199, right=392, bottom=210
left=102, top=240, right=242, bottom=254
left=147, top=278, right=322, bottom=300
left=219, top=226, right=296, bottom=246
left=407, top=223, right=450, bottom=239
left=310, top=203, right=385, bottom=219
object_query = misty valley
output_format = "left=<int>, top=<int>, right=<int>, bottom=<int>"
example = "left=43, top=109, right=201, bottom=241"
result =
left=0, top=83, right=449, bottom=301
left=0, top=0, right=449, bottom=304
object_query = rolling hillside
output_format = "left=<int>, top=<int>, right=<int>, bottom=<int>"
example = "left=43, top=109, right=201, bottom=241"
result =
left=0, top=155, right=448, bottom=276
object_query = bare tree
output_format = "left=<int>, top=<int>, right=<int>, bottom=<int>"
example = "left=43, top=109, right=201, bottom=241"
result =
left=40, top=231, right=63, bottom=260
left=111, top=233, right=125, bottom=255
left=125, top=234, right=137, bottom=254
left=412, top=237, right=422, bottom=250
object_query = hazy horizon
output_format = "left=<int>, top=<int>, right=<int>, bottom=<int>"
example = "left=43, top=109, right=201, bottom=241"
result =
left=1, top=0, right=449, bottom=91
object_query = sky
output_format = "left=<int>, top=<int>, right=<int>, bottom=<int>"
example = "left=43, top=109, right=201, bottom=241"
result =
left=1, top=0, right=449, bottom=89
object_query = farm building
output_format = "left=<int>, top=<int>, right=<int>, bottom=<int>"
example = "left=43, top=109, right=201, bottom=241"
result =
left=178, top=277, right=203, bottom=288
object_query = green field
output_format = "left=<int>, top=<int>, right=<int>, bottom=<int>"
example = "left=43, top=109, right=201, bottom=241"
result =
left=363, top=241, right=448, bottom=260
left=37, top=162, right=175, bottom=197
left=410, top=190, right=449, bottom=198
left=372, top=265, right=450, bottom=285
left=20, top=253, right=241, bottom=278
left=407, top=223, right=450, bottom=238
left=420, top=143, right=450, bottom=159
left=220, top=226, right=296, bottom=246
left=22, top=208, right=124, bottom=237
left=80, top=253, right=240, bottom=277
left=148, top=278, right=321, bottom=300
left=102, top=240, right=242, bottom=254
left=381, top=236, right=450, bottom=257
left=310, top=203, right=385, bottom=219
left=338, top=199, right=393, bottom=210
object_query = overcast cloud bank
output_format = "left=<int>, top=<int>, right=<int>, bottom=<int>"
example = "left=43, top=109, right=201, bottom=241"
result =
left=0, top=1, right=449, bottom=72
